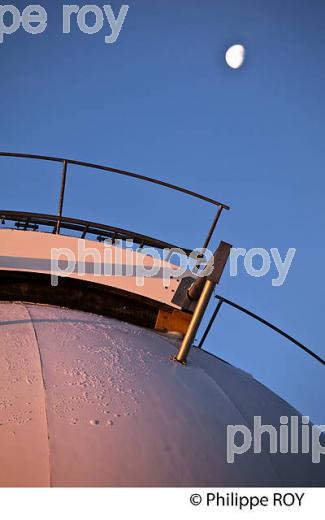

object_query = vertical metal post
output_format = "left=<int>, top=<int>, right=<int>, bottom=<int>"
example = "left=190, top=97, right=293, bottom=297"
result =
left=175, top=279, right=215, bottom=363
left=197, top=298, right=223, bottom=349
left=56, top=160, right=68, bottom=234
left=202, top=205, right=224, bottom=250
left=174, top=241, right=232, bottom=364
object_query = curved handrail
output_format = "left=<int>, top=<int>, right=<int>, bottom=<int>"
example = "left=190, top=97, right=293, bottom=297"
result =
left=0, top=152, right=230, bottom=209
left=0, top=151, right=230, bottom=249
left=198, top=294, right=325, bottom=366
left=0, top=210, right=192, bottom=253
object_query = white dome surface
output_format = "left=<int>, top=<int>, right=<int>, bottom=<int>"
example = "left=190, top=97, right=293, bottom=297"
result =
left=0, top=302, right=323, bottom=487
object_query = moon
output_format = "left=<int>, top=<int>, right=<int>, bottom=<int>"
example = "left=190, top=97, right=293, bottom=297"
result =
left=225, top=44, right=246, bottom=69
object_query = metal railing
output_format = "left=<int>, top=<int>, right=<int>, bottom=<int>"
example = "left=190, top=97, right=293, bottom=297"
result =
left=198, top=294, right=325, bottom=366
left=0, top=152, right=230, bottom=250
left=1, top=154, right=322, bottom=367
left=0, top=210, right=192, bottom=253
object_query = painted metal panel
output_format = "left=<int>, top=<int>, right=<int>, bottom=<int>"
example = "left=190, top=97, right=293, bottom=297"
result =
left=0, top=229, right=186, bottom=308
left=0, top=302, right=323, bottom=486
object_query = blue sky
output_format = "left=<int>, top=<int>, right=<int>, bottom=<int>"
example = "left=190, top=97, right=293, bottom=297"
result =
left=0, top=0, right=324, bottom=423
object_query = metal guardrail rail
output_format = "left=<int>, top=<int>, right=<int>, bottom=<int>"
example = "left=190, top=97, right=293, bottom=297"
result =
left=0, top=152, right=230, bottom=249
left=198, top=294, right=325, bottom=366
left=0, top=210, right=192, bottom=253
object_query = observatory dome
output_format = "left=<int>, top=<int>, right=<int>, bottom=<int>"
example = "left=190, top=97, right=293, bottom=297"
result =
left=0, top=302, right=322, bottom=487
left=0, top=154, right=323, bottom=487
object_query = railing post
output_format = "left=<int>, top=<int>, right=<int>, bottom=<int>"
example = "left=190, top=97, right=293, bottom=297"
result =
left=56, top=160, right=68, bottom=234
left=197, top=298, right=224, bottom=349
left=203, top=205, right=224, bottom=250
